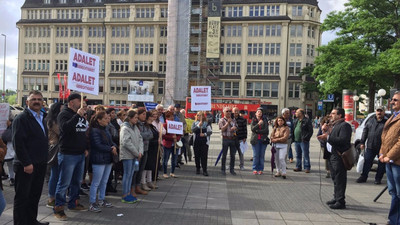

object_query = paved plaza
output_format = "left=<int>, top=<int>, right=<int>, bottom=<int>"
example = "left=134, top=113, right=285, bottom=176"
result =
left=0, top=125, right=391, bottom=224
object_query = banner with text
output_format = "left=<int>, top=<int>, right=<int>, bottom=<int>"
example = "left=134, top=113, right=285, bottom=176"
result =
left=167, top=121, right=183, bottom=135
left=191, top=86, right=211, bottom=111
left=68, top=48, right=100, bottom=95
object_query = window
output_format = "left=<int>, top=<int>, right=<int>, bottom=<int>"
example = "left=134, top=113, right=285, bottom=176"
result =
left=136, top=7, right=155, bottom=18
left=223, top=6, right=243, bottom=17
left=224, top=25, right=242, bottom=37
left=265, top=43, right=280, bottom=55
left=134, top=61, right=153, bottom=72
left=246, top=82, right=278, bottom=97
left=158, top=80, right=164, bottom=94
left=224, top=62, right=241, bottom=74
left=290, top=43, right=302, bottom=56
left=290, top=25, right=303, bottom=37
left=111, top=61, right=129, bottom=72
left=134, top=44, right=154, bottom=55
left=136, top=26, right=154, bottom=37
left=289, top=62, right=302, bottom=76
left=225, top=43, right=241, bottom=55
left=160, top=26, right=167, bottom=37
left=264, top=62, right=280, bottom=75
left=248, top=25, right=264, bottom=37
left=266, top=5, right=280, bottom=16
left=223, top=82, right=239, bottom=97
left=289, top=82, right=300, bottom=98
left=247, top=62, right=262, bottom=74
left=159, top=61, right=166, bottom=73
left=247, top=43, right=263, bottom=55
left=307, top=26, right=315, bottom=38
left=265, top=25, right=281, bottom=36
left=249, top=6, right=264, bottom=17
left=292, top=6, right=303, bottom=16
left=159, top=43, right=167, bottom=54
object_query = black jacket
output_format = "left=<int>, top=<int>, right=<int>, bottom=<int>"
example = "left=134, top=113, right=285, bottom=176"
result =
left=12, top=109, right=48, bottom=166
left=293, top=117, right=313, bottom=142
left=57, top=107, right=88, bottom=155
left=328, top=120, right=352, bottom=154
left=235, top=115, right=247, bottom=141
left=89, top=127, right=116, bottom=164
left=360, top=115, right=387, bottom=151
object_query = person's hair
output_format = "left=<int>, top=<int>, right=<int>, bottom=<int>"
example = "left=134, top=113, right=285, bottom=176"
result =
left=125, top=110, right=138, bottom=123
left=46, top=102, right=63, bottom=129
left=335, top=108, right=345, bottom=118
left=90, top=111, right=107, bottom=129
left=106, top=107, right=115, bottom=114
left=281, top=108, right=289, bottom=115
left=195, top=111, right=206, bottom=122
left=94, top=105, right=105, bottom=112
left=28, top=90, right=43, bottom=99
left=274, top=116, right=287, bottom=127
left=164, top=111, right=173, bottom=120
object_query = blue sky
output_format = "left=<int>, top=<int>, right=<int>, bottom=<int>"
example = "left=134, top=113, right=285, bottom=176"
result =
left=0, top=0, right=347, bottom=91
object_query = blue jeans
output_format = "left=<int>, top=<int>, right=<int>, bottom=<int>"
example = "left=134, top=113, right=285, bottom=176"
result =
left=0, top=189, right=5, bottom=216
left=295, top=141, right=310, bottom=170
left=252, top=140, right=267, bottom=171
left=90, top=164, right=112, bottom=203
left=163, top=146, right=177, bottom=174
left=361, top=148, right=385, bottom=181
left=55, top=153, right=85, bottom=209
left=122, top=159, right=136, bottom=196
left=386, top=163, right=400, bottom=225
left=48, top=164, right=60, bottom=198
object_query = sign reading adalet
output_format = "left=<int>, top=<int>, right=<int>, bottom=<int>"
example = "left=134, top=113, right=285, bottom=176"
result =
left=191, top=86, right=211, bottom=111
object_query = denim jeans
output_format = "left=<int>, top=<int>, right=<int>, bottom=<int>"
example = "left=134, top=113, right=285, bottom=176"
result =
left=0, top=189, right=5, bottom=216
left=122, top=159, right=136, bottom=196
left=386, top=163, right=400, bottom=225
left=294, top=141, right=310, bottom=170
left=90, top=163, right=112, bottom=203
left=252, top=139, right=267, bottom=171
left=55, top=153, right=85, bottom=209
left=163, top=146, right=177, bottom=174
left=361, top=148, right=385, bottom=181
left=48, top=164, right=60, bottom=198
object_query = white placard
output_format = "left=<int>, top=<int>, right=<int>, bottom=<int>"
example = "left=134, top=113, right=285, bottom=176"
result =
left=191, top=86, right=211, bottom=111
left=166, top=121, right=183, bottom=135
left=0, top=103, right=9, bottom=136
left=68, top=48, right=100, bottom=95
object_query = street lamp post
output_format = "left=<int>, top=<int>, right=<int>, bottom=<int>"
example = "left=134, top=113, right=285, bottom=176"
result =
left=378, top=89, right=386, bottom=108
left=1, top=34, right=6, bottom=103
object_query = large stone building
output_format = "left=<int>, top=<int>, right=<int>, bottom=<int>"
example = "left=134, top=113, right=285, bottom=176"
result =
left=16, top=0, right=321, bottom=116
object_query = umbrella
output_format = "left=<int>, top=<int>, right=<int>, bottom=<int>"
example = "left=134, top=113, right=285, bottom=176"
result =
left=215, top=149, right=224, bottom=166
left=270, top=145, right=276, bottom=173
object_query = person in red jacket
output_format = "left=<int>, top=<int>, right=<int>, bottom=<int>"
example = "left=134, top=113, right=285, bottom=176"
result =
left=162, top=111, right=181, bottom=178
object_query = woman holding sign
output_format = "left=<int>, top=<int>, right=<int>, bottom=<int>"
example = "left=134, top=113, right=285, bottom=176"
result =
left=162, top=111, right=181, bottom=178
left=192, top=111, right=212, bottom=176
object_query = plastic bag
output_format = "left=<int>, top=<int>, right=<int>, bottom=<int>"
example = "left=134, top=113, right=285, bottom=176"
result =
left=240, top=141, right=248, bottom=154
left=356, top=152, right=364, bottom=173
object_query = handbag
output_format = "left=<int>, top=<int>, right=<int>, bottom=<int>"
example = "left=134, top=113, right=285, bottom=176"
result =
left=337, top=144, right=356, bottom=170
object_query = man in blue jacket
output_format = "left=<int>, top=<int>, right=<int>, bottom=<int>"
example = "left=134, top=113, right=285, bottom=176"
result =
left=54, top=93, right=88, bottom=221
left=12, top=90, right=49, bottom=225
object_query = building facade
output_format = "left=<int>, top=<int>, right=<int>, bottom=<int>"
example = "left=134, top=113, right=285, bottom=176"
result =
left=16, top=0, right=321, bottom=116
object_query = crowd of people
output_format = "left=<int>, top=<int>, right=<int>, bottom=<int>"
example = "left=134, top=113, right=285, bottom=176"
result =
left=0, top=90, right=399, bottom=225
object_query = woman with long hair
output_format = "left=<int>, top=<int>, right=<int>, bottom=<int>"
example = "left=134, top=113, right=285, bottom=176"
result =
left=45, top=102, right=64, bottom=208
left=88, top=111, right=117, bottom=212
left=143, top=111, right=159, bottom=189
left=191, top=111, right=212, bottom=176
left=271, top=116, right=290, bottom=179
left=119, top=110, right=143, bottom=203
left=162, top=111, right=181, bottom=178
left=250, top=108, right=269, bottom=175
left=133, top=108, right=153, bottom=195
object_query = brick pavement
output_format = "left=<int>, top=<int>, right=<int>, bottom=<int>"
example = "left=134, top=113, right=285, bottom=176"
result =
left=0, top=124, right=391, bottom=224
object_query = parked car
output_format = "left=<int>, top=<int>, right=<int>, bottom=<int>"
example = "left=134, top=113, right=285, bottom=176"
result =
left=353, top=111, right=392, bottom=163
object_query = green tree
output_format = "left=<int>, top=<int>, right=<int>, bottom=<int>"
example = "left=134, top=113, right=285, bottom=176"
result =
left=313, top=0, right=400, bottom=112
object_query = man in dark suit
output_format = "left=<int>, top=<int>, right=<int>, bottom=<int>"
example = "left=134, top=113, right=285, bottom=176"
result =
left=12, top=90, right=49, bottom=225
left=319, top=108, right=352, bottom=209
